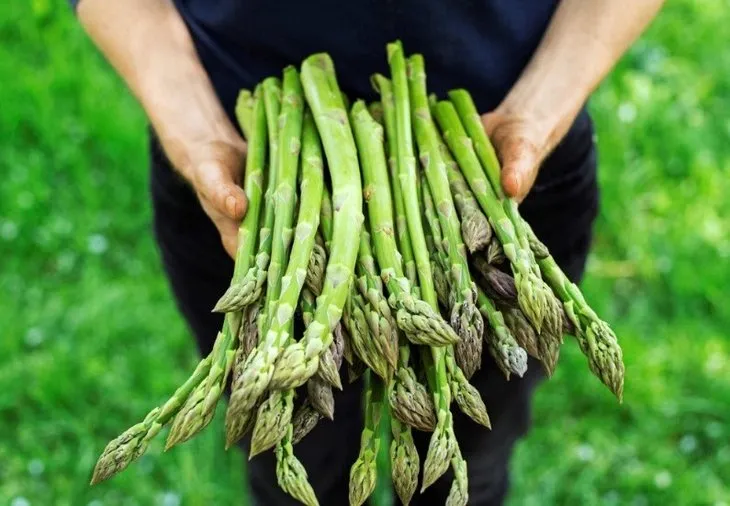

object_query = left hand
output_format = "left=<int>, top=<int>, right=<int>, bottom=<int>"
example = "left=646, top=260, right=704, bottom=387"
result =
left=480, top=108, right=560, bottom=203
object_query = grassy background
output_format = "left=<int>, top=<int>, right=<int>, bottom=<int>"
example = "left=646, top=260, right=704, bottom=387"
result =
left=1, top=1, right=728, bottom=505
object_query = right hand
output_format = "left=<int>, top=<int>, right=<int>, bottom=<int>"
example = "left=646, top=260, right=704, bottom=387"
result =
left=77, top=0, right=249, bottom=258
left=166, top=134, right=249, bottom=258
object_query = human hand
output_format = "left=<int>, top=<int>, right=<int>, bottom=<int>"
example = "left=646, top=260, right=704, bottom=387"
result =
left=480, top=108, right=563, bottom=203
left=78, top=0, right=249, bottom=259
left=171, top=136, right=248, bottom=258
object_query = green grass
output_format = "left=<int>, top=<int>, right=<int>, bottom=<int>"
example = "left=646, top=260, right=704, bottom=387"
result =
left=1, top=1, right=728, bottom=505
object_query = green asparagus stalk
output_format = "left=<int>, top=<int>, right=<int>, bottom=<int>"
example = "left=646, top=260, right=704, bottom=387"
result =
left=409, top=55, right=485, bottom=380
left=350, top=99, right=458, bottom=347
left=421, top=171, right=451, bottom=308
left=356, top=230, right=398, bottom=375
left=350, top=98, right=439, bottom=436
left=301, top=288, right=336, bottom=419
left=90, top=355, right=212, bottom=484
left=442, top=344, right=491, bottom=428
left=256, top=110, right=327, bottom=502
left=527, top=228, right=625, bottom=399
left=471, top=255, right=518, bottom=307
left=501, top=304, right=540, bottom=360
left=225, top=67, right=308, bottom=447
left=291, top=401, right=322, bottom=445
left=164, top=85, right=268, bottom=449
left=447, top=89, right=501, bottom=196
left=446, top=446, right=469, bottom=506
left=390, top=417, right=419, bottom=505
left=448, top=89, right=565, bottom=340
left=268, top=53, right=364, bottom=391
left=389, top=362, right=437, bottom=432
left=486, top=237, right=506, bottom=265
left=371, top=74, right=417, bottom=287
left=349, top=373, right=384, bottom=506
left=235, top=89, right=255, bottom=140
left=421, top=173, right=482, bottom=379
left=476, top=288, right=528, bottom=379
left=344, top=283, right=391, bottom=382
left=305, top=234, right=327, bottom=295
left=319, top=185, right=334, bottom=246
left=428, top=94, right=491, bottom=253
left=276, top=424, right=320, bottom=506
left=388, top=40, right=457, bottom=491
left=214, top=77, right=282, bottom=313
left=433, top=100, right=554, bottom=334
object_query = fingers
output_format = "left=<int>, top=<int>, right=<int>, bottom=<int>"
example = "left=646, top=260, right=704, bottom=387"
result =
left=199, top=195, right=240, bottom=258
left=195, top=160, right=248, bottom=220
left=481, top=113, right=541, bottom=202
left=498, top=136, right=539, bottom=202
left=190, top=140, right=248, bottom=258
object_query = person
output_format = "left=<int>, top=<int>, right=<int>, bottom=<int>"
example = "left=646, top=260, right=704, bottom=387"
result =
left=71, top=1, right=664, bottom=504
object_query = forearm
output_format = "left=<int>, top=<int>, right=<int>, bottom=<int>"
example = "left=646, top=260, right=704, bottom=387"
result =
left=77, top=0, right=240, bottom=176
left=500, top=0, right=665, bottom=153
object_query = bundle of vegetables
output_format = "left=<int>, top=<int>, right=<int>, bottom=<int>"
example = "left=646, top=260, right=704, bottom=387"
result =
left=90, top=41, right=624, bottom=506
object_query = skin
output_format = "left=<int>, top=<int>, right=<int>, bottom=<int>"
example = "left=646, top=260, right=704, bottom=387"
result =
left=77, top=0, right=665, bottom=254
left=483, top=0, right=666, bottom=201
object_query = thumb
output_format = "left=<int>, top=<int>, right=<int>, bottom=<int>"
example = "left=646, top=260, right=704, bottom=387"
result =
left=498, top=136, right=540, bottom=202
left=194, top=159, right=248, bottom=222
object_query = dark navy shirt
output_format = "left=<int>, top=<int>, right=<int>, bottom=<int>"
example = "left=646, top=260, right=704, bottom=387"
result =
left=72, top=0, right=595, bottom=188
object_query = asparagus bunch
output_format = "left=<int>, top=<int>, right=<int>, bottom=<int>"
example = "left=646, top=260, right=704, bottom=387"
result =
left=92, top=43, right=626, bottom=506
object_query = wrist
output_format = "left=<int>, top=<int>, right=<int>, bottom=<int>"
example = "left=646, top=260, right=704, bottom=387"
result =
left=140, top=51, right=243, bottom=181
left=496, top=68, right=589, bottom=158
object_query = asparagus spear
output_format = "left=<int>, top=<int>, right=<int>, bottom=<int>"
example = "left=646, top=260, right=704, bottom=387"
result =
left=447, top=90, right=501, bottom=195
left=448, top=89, right=564, bottom=341
left=350, top=98, right=458, bottom=347
left=355, top=229, right=398, bottom=376
left=255, top=111, right=326, bottom=503
left=446, top=446, right=469, bottom=506
left=319, top=185, right=334, bottom=247
left=433, top=100, right=554, bottom=335
left=409, top=55, right=485, bottom=379
left=471, top=255, right=519, bottom=307
left=390, top=417, right=420, bottom=505
left=301, top=288, right=336, bottom=420
left=235, top=89, right=255, bottom=140
left=421, top=173, right=483, bottom=379
left=268, top=53, right=364, bottom=391
left=214, top=78, right=282, bottom=313
left=350, top=99, right=439, bottom=434
left=447, top=90, right=569, bottom=373
left=421, top=170, right=451, bottom=309
left=164, top=84, right=268, bottom=449
left=476, top=288, right=529, bottom=379
left=371, top=74, right=417, bottom=287
left=388, top=40, right=457, bottom=491
left=349, top=373, right=384, bottom=506
left=291, top=401, right=322, bottom=445
left=90, top=355, right=212, bottom=484
left=225, top=67, right=307, bottom=447
left=527, top=227, right=625, bottom=400
left=276, top=424, right=320, bottom=506
left=428, top=94, right=492, bottom=253
left=389, top=361, right=437, bottom=432
left=305, top=234, right=327, bottom=295
left=501, top=304, right=540, bottom=361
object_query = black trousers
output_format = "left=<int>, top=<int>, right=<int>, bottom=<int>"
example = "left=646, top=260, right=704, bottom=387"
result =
left=149, top=109, right=599, bottom=505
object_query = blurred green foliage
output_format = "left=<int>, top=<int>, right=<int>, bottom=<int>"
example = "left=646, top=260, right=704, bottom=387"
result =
left=1, top=1, right=728, bottom=505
